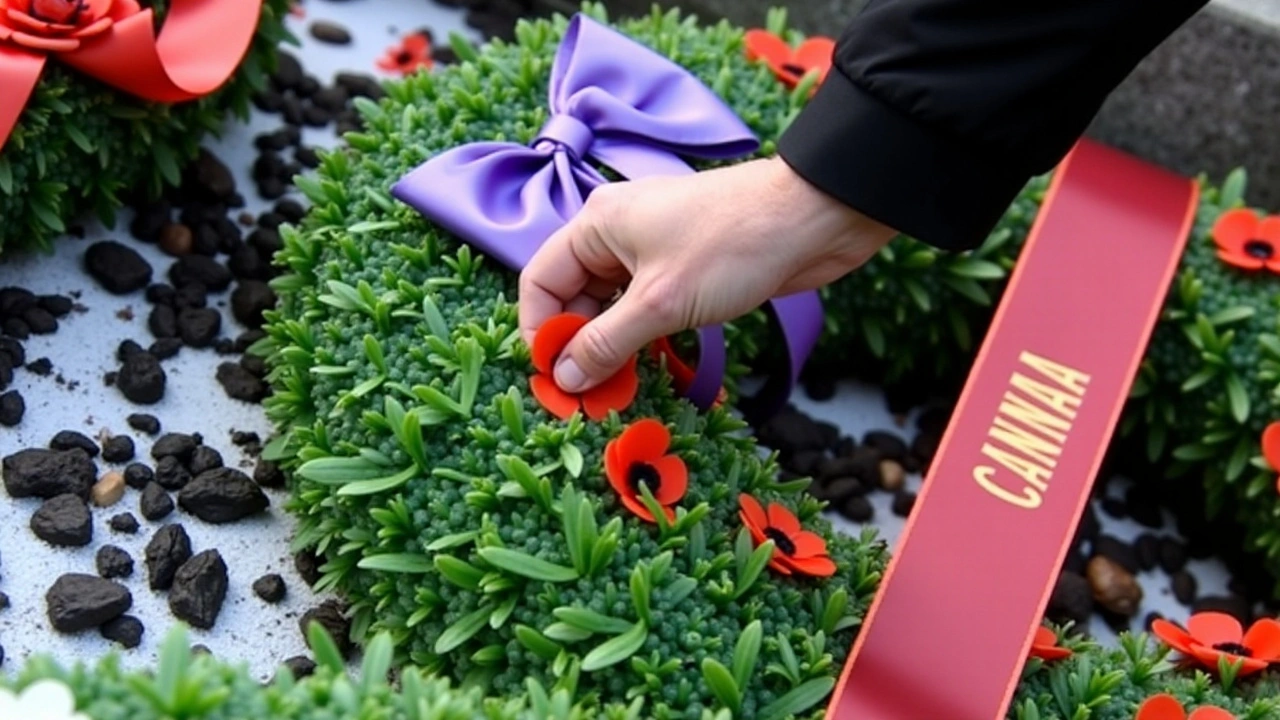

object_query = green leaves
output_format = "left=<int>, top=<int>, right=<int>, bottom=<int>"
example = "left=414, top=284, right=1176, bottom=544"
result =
left=477, top=547, right=578, bottom=583
left=357, top=553, right=433, bottom=573
left=581, top=621, right=648, bottom=672
left=515, top=624, right=564, bottom=660
left=731, top=620, right=763, bottom=690
left=701, top=658, right=741, bottom=714
left=760, top=677, right=836, bottom=720
left=734, top=528, right=774, bottom=599
left=561, top=485, right=619, bottom=578
left=500, top=387, right=527, bottom=444
left=435, top=605, right=493, bottom=654
left=552, top=607, right=634, bottom=635
left=497, top=455, right=555, bottom=512
left=630, top=564, right=652, bottom=625
left=336, top=465, right=418, bottom=497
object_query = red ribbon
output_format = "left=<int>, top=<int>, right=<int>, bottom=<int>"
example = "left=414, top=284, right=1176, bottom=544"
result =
left=0, top=0, right=264, bottom=151
left=825, top=139, right=1198, bottom=719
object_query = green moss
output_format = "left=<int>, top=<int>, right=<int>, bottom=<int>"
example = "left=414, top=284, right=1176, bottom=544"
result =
left=252, top=3, right=1280, bottom=717
left=0, top=0, right=293, bottom=255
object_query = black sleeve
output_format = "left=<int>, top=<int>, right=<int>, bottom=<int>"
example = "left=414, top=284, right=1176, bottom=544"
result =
left=776, top=0, right=1209, bottom=251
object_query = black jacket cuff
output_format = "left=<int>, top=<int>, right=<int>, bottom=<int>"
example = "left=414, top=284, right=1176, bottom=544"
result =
left=777, top=69, right=1031, bottom=252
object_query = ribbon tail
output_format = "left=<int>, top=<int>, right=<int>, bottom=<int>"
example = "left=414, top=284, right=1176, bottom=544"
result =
left=740, top=290, right=825, bottom=423
left=0, top=46, right=46, bottom=153
left=60, top=0, right=263, bottom=104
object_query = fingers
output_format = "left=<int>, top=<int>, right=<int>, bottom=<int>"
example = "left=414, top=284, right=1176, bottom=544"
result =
left=554, top=278, right=683, bottom=392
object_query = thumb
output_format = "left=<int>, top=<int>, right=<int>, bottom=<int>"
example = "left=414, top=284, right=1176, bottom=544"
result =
left=554, top=283, right=680, bottom=393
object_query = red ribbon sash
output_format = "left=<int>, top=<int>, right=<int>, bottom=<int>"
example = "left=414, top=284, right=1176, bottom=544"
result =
left=827, top=139, right=1198, bottom=720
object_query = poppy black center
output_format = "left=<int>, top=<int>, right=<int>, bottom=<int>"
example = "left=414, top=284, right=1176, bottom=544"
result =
left=396, top=50, right=413, bottom=64
left=1213, top=642, right=1252, bottom=657
left=764, top=526, right=796, bottom=556
left=781, top=63, right=805, bottom=77
left=627, top=462, right=661, bottom=494
left=1245, top=239, right=1274, bottom=259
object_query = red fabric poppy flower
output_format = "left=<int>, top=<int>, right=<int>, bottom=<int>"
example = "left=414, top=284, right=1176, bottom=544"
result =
left=0, top=0, right=119, bottom=52
left=604, top=418, right=688, bottom=523
left=1133, top=693, right=1234, bottom=720
left=1151, top=611, right=1280, bottom=676
left=1212, top=208, right=1280, bottom=273
left=649, top=336, right=726, bottom=407
left=529, top=313, right=638, bottom=421
left=738, top=494, right=835, bottom=577
left=1262, top=421, right=1280, bottom=494
left=743, top=28, right=835, bottom=90
left=1027, top=625, right=1071, bottom=661
left=376, top=32, right=431, bottom=76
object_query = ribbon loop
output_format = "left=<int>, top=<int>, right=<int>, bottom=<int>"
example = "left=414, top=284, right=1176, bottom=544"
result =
left=535, top=113, right=595, bottom=162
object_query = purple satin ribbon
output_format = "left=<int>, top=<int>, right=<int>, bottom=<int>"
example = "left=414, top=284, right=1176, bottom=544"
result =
left=391, top=13, right=822, bottom=416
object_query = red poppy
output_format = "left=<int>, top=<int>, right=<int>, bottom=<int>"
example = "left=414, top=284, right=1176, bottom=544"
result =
left=1133, top=693, right=1234, bottom=720
left=1151, top=611, right=1280, bottom=676
left=738, top=494, right=835, bottom=577
left=1212, top=208, right=1280, bottom=273
left=1027, top=625, right=1071, bottom=662
left=0, top=0, right=118, bottom=52
left=376, top=32, right=431, bottom=76
left=743, top=28, right=835, bottom=90
left=649, top=336, right=727, bottom=407
left=529, top=313, right=638, bottom=422
left=288, top=1, right=304, bottom=18
left=604, top=418, right=688, bottom=523
left=1262, top=421, right=1280, bottom=494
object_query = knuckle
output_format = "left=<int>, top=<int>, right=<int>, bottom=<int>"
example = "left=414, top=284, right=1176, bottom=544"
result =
left=577, top=323, right=626, bottom=370
left=633, top=278, right=686, bottom=327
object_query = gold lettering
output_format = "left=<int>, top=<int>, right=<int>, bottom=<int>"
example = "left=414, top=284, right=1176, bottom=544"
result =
left=1010, top=372, right=1082, bottom=420
left=973, top=465, right=1042, bottom=509
left=989, top=416, right=1062, bottom=469
left=980, top=443, right=1053, bottom=492
left=996, top=391, right=1069, bottom=444
left=1019, top=350, right=1092, bottom=395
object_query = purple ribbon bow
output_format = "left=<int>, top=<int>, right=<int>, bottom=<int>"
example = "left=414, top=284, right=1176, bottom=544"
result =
left=391, top=13, right=823, bottom=416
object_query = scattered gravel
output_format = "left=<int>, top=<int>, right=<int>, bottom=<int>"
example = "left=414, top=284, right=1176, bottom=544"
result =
left=100, top=615, right=144, bottom=649
left=46, top=574, right=132, bottom=633
left=31, top=494, right=93, bottom=547
left=169, top=550, right=229, bottom=629
left=145, top=524, right=192, bottom=591
left=178, top=468, right=269, bottom=523
left=96, top=545, right=134, bottom=579
left=253, top=573, right=287, bottom=604
left=140, top=482, right=175, bottom=522
left=2, top=448, right=96, bottom=499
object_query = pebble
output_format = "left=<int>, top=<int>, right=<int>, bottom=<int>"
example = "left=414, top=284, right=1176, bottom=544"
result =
left=1099, top=496, right=1126, bottom=519
left=83, top=241, right=153, bottom=294
left=812, top=476, right=864, bottom=503
left=282, top=656, right=316, bottom=680
left=1086, top=556, right=1143, bottom=616
left=130, top=201, right=171, bottom=242
left=229, top=244, right=271, bottom=280
left=335, top=71, right=384, bottom=100
left=254, top=459, right=285, bottom=488
left=31, top=494, right=93, bottom=547
left=116, top=352, right=166, bottom=404
left=177, top=307, right=222, bottom=347
left=146, top=283, right=176, bottom=307
left=253, top=573, right=287, bottom=603
left=186, top=150, right=237, bottom=202
left=108, top=513, right=140, bottom=534
left=890, top=490, right=916, bottom=518
left=1125, top=483, right=1164, bottom=529
left=1158, top=538, right=1188, bottom=573
left=140, top=482, right=175, bottom=521
left=100, top=615, right=144, bottom=649
left=839, top=495, right=874, bottom=523
left=91, top=471, right=126, bottom=507
left=101, top=436, right=135, bottom=463
left=23, top=307, right=56, bottom=334
left=908, top=431, right=940, bottom=473
left=2, top=448, right=96, bottom=499
left=169, top=550, right=229, bottom=629
left=1134, top=533, right=1160, bottom=572
left=123, top=463, right=154, bottom=490
left=178, top=468, right=270, bottom=523
left=145, top=524, right=193, bottom=591
left=294, top=549, right=322, bottom=587
left=231, top=281, right=277, bottom=328
left=878, top=459, right=906, bottom=492
left=169, top=255, right=232, bottom=292
left=46, top=574, right=132, bottom=633
left=149, top=337, right=183, bottom=360
left=159, top=223, right=194, bottom=256
left=309, top=20, right=352, bottom=44
left=217, top=362, right=268, bottom=402
left=155, top=456, right=193, bottom=491
left=1092, top=534, right=1140, bottom=575
left=863, top=431, right=908, bottom=462
left=152, top=433, right=199, bottom=463
left=188, top=446, right=224, bottom=475
left=301, top=600, right=352, bottom=658
left=50, top=430, right=98, bottom=457
left=1046, top=571, right=1092, bottom=630
left=127, top=413, right=161, bottom=435
left=175, top=283, right=208, bottom=310
left=96, top=545, right=134, bottom=579
left=0, top=390, right=25, bottom=426
left=1171, top=570, right=1198, bottom=605
left=0, top=336, right=22, bottom=368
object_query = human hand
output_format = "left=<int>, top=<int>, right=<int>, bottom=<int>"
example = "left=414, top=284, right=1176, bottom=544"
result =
left=517, top=155, right=898, bottom=394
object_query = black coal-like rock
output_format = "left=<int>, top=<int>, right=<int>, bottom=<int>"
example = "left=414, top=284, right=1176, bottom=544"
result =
left=1046, top=571, right=1092, bottom=630
left=50, top=430, right=98, bottom=457
left=274, top=199, right=306, bottom=224
left=1171, top=570, right=1198, bottom=606
left=177, top=308, right=221, bottom=348
left=253, top=573, right=287, bottom=603
left=1099, top=496, right=1127, bottom=519
left=109, top=512, right=140, bottom=534
left=216, top=362, right=268, bottom=403
left=908, top=431, right=940, bottom=474
left=254, top=459, right=285, bottom=488
left=123, top=462, right=154, bottom=490
left=192, top=225, right=221, bottom=256
left=140, top=481, right=175, bottom=521
left=1124, top=483, right=1164, bottom=529
left=232, top=430, right=261, bottom=447
left=169, top=550, right=228, bottom=630
left=127, top=413, right=161, bottom=435
left=231, top=281, right=277, bottom=328
left=2, top=448, right=96, bottom=499
left=0, top=336, right=23, bottom=368
left=240, top=353, right=268, bottom=378
left=812, top=476, right=865, bottom=503
left=0, top=592, right=8, bottom=611
left=282, top=656, right=316, bottom=679
left=2, top=318, right=28, bottom=339
left=96, top=545, right=134, bottom=579
left=818, top=447, right=881, bottom=487
left=100, top=615, right=144, bottom=648
left=295, top=549, right=322, bottom=587
left=149, top=338, right=183, bottom=360
left=145, top=523, right=192, bottom=591
left=295, top=145, right=320, bottom=169
left=1092, top=534, right=1140, bottom=574
left=1134, top=533, right=1160, bottom=572
left=801, top=373, right=837, bottom=402
left=300, top=600, right=352, bottom=658
left=23, top=307, right=56, bottom=334
left=101, top=436, right=135, bottom=464
left=187, top=446, right=223, bottom=475
left=130, top=201, right=171, bottom=242
left=1192, top=595, right=1252, bottom=626
left=890, top=490, right=917, bottom=518
left=178, top=468, right=269, bottom=523
left=0, top=286, right=35, bottom=316
left=148, top=305, right=178, bottom=339
left=117, top=352, right=166, bottom=404
left=839, top=495, right=874, bottom=523
left=154, top=455, right=192, bottom=491
left=0, top=390, right=23, bottom=426
left=37, top=294, right=73, bottom=317
left=335, top=71, right=384, bottom=99
left=169, top=255, right=232, bottom=292
left=31, top=494, right=93, bottom=547
left=757, top=408, right=827, bottom=456
left=175, top=283, right=208, bottom=310
left=84, top=241, right=153, bottom=294
left=309, top=19, right=352, bottom=44
left=46, top=574, right=132, bottom=633
left=862, top=431, right=908, bottom=462
left=229, top=244, right=270, bottom=280
left=1158, top=537, right=1188, bottom=574
left=152, top=433, right=198, bottom=463
left=146, top=283, right=177, bottom=306
left=272, top=50, right=303, bottom=89
left=187, top=149, right=236, bottom=201
left=26, top=357, right=51, bottom=375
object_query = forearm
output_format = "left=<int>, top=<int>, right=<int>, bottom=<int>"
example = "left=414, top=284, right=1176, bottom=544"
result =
left=777, top=0, right=1210, bottom=251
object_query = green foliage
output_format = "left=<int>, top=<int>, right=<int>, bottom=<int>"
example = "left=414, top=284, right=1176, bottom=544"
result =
left=0, top=0, right=294, bottom=256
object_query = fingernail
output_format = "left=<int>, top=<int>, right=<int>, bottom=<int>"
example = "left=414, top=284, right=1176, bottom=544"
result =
left=555, top=358, right=587, bottom=392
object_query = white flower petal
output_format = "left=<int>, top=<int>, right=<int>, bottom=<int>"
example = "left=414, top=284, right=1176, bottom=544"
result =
left=0, top=687, right=20, bottom=716
left=18, top=679, right=78, bottom=719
